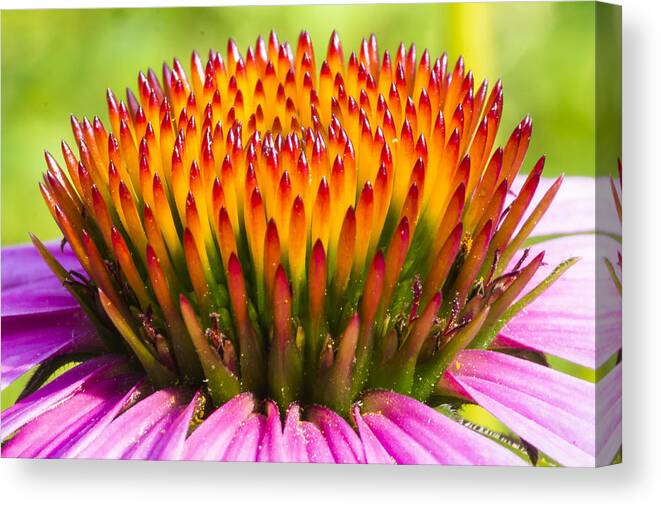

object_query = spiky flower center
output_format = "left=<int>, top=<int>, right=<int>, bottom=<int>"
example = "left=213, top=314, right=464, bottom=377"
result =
left=38, top=31, right=560, bottom=416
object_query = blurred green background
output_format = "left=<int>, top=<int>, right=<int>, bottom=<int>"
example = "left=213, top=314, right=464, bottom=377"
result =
left=1, top=2, right=618, bottom=245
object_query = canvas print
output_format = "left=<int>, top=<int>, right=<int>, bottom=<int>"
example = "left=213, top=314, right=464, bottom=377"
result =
left=0, top=2, right=621, bottom=466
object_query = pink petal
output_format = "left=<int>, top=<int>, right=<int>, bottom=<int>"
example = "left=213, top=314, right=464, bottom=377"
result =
left=307, top=405, right=365, bottom=463
left=182, top=393, right=256, bottom=460
left=443, top=350, right=596, bottom=466
left=123, top=406, right=186, bottom=460
left=0, top=355, right=125, bottom=440
left=281, top=404, right=334, bottom=463
left=1, top=374, right=140, bottom=458
left=57, top=381, right=145, bottom=459
left=282, top=404, right=310, bottom=462
left=511, top=175, right=620, bottom=237
left=256, top=400, right=286, bottom=462
left=358, top=411, right=437, bottom=464
left=497, top=234, right=621, bottom=368
left=299, top=421, right=335, bottom=463
left=1, top=242, right=82, bottom=316
left=1, top=242, right=101, bottom=388
left=596, top=363, right=622, bottom=466
left=359, top=390, right=527, bottom=465
left=1, top=309, right=100, bottom=389
left=75, top=387, right=191, bottom=460
left=223, top=413, right=265, bottom=462
left=148, top=392, right=200, bottom=461
left=352, top=406, right=396, bottom=464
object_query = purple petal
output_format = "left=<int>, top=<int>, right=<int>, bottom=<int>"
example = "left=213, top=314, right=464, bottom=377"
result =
left=1, top=242, right=101, bottom=388
left=149, top=392, right=200, bottom=461
left=182, top=393, right=256, bottom=460
left=443, top=350, right=596, bottom=466
left=511, top=175, right=619, bottom=237
left=75, top=387, right=191, bottom=460
left=357, top=411, right=437, bottom=464
left=281, top=404, right=334, bottom=463
left=257, top=400, right=286, bottom=462
left=282, top=404, right=310, bottom=462
left=56, top=381, right=144, bottom=458
left=307, top=405, right=365, bottom=463
left=1, top=309, right=100, bottom=389
left=2, top=241, right=81, bottom=286
left=352, top=406, right=396, bottom=464
left=1, top=242, right=81, bottom=317
left=596, top=363, right=622, bottom=466
left=2, top=374, right=140, bottom=458
left=497, top=234, right=621, bottom=368
left=124, top=403, right=186, bottom=460
left=299, top=421, right=335, bottom=463
left=223, top=413, right=265, bottom=462
left=1, top=355, right=126, bottom=440
left=359, top=390, right=527, bottom=465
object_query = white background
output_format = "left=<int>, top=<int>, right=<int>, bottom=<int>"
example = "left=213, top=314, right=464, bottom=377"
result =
left=0, top=0, right=659, bottom=505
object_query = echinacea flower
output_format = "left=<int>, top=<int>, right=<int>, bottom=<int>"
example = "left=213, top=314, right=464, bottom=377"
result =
left=1, top=31, right=621, bottom=465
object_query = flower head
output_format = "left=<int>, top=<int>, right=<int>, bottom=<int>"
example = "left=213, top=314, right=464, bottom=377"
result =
left=1, top=31, right=620, bottom=465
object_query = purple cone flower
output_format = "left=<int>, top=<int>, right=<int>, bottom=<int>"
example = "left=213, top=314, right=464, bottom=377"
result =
left=1, top=31, right=621, bottom=466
